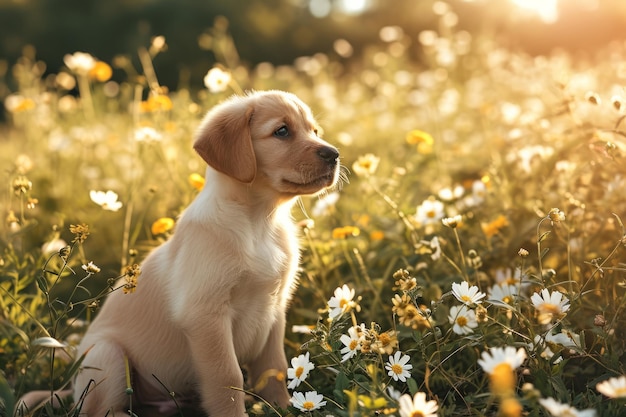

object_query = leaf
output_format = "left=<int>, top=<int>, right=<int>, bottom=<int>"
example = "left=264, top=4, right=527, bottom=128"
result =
left=32, top=336, right=67, bottom=349
left=612, top=213, right=625, bottom=236
left=0, top=373, right=15, bottom=417
left=487, top=299, right=517, bottom=312
left=58, top=350, right=88, bottom=386
left=407, top=377, right=418, bottom=396
left=538, top=230, right=551, bottom=243
left=334, top=371, right=350, bottom=403
left=36, top=274, right=49, bottom=294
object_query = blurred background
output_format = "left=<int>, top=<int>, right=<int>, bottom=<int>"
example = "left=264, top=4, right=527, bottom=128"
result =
left=1, top=0, right=625, bottom=93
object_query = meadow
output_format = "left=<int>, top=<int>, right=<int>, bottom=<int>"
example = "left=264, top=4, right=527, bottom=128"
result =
left=1, top=8, right=626, bottom=417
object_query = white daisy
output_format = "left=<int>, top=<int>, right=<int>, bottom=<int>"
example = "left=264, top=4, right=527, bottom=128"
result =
left=414, top=197, right=445, bottom=226
left=339, top=326, right=362, bottom=362
left=596, top=375, right=626, bottom=399
left=41, top=238, right=68, bottom=255
left=539, top=397, right=596, bottom=417
left=428, top=236, right=442, bottom=261
left=311, top=191, right=340, bottom=217
left=494, top=267, right=523, bottom=286
left=81, top=261, right=101, bottom=275
left=398, top=392, right=439, bottom=417
left=352, top=153, right=380, bottom=177
left=386, top=386, right=403, bottom=401
left=385, top=351, right=413, bottom=382
left=328, top=284, right=356, bottom=319
left=438, top=184, right=464, bottom=202
left=488, top=283, right=518, bottom=305
left=448, top=304, right=478, bottom=335
left=287, top=352, right=314, bottom=389
left=531, top=288, right=570, bottom=324
left=478, top=346, right=527, bottom=375
left=289, top=391, right=327, bottom=412
left=452, top=281, right=486, bottom=305
left=548, top=208, right=566, bottom=225
left=89, top=190, right=123, bottom=212
left=442, top=214, right=462, bottom=228
left=134, top=126, right=163, bottom=142
left=531, top=330, right=579, bottom=363
left=63, top=51, right=96, bottom=75
left=203, top=67, right=232, bottom=93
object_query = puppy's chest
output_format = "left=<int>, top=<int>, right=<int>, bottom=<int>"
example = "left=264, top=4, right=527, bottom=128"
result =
left=236, top=231, right=297, bottom=301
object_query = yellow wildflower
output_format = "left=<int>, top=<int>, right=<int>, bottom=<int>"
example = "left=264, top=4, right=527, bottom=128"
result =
left=69, top=223, right=90, bottom=244
left=5, top=95, right=36, bottom=113
left=188, top=173, right=205, bottom=191
left=89, top=61, right=113, bottom=82
left=140, top=94, right=173, bottom=112
left=332, top=226, right=360, bottom=239
left=482, top=214, right=509, bottom=238
left=406, top=129, right=434, bottom=154
left=151, top=217, right=175, bottom=236
left=358, top=395, right=387, bottom=410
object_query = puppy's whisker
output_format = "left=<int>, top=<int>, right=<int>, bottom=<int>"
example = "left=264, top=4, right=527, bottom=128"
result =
left=296, top=197, right=309, bottom=219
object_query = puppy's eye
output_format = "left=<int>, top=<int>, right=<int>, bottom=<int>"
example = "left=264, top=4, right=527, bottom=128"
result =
left=274, top=126, right=289, bottom=138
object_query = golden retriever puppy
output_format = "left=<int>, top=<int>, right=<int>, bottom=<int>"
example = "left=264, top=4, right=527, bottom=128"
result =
left=72, top=90, right=340, bottom=416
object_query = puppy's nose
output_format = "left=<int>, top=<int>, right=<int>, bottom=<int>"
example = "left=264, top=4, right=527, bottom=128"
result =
left=317, top=146, right=339, bottom=164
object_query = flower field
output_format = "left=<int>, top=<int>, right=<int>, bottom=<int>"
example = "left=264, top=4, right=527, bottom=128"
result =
left=2, top=7, right=626, bottom=417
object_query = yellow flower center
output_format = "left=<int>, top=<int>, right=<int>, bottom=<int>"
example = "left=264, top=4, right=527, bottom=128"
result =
left=615, top=387, right=626, bottom=396
left=404, top=307, right=417, bottom=319
left=391, top=363, right=403, bottom=375
left=503, top=296, right=512, bottom=304
left=426, top=210, right=436, bottom=218
left=456, top=316, right=468, bottom=326
left=295, top=366, right=304, bottom=378
left=490, top=363, right=515, bottom=397
left=378, top=333, right=391, bottom=345
left=461, top=295, right=472, bottom=302
left=302, top=401, right=315, bottom=410
left=340, top=299, right=349, bottom=308
left=540, top=303, right=561, bottom=314
left=349, top=340, right=359, bottom=350
left=410, top=412, right=425, bottom=417
left=500, top=397, right=522, bottom=417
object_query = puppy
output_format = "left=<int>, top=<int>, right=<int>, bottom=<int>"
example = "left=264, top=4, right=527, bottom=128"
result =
left=72, top=90, right=340, bottom=416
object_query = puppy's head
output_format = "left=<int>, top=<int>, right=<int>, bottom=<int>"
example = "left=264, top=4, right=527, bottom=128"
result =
left=194, top=90, right=339, bottom=197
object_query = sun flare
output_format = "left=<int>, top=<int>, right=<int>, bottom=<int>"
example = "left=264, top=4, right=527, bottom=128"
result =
left=510, top=0, right=559, bottom=23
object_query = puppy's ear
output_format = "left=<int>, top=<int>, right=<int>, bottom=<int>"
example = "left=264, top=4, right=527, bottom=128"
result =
left=193, top=97, right=256, bottom=184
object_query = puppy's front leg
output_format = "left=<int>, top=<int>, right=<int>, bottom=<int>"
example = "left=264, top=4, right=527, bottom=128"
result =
left=185, top=318, right=247, bottom=417
left=248, top=312, right=290, bottom=408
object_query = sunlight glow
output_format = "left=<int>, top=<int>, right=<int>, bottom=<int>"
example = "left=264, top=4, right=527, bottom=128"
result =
left=309, top=0, right=331, bottom=18
left=308, top=0, right=371, bottom=17
left=336, top=0, right=371, bottom=15
left=510, top=0, right=559, bottom=23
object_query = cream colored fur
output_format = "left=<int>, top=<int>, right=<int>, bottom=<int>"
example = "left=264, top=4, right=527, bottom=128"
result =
left=55, top=91, right=338, bottom=417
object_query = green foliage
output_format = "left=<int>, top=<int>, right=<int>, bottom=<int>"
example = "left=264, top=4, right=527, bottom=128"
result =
left=2, top=8, right=626, bottom=417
